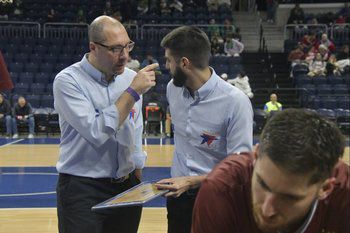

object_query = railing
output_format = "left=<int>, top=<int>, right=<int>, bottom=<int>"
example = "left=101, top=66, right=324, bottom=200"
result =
left=330, top=23, right=350, bottom=41
left=43, top=23, right=89, bottom=39
left=0, top=21, right=40, bottom=38
left=284, top=24, right=328, bottom=41
left=140, top=24, right=235, bottom=40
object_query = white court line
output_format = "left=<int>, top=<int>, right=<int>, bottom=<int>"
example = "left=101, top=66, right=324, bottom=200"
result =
left=0, top=139, right=24, bottom=148
left=0, top=172, right=58, bottom=197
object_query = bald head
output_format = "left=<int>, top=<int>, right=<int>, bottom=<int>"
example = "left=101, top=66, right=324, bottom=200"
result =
left=270, top=93, right=277, bottom=102
left=88, top=16, right=124, bottom=43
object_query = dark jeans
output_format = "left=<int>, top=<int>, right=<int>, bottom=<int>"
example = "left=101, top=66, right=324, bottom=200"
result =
left=166, top=189, right=199, bottom=233
left=57, top=171, right=142, bottom=233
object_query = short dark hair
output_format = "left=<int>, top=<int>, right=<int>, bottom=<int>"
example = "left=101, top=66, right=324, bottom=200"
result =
left=259, top=109, right=345, bottom=185
left=160, top=26, right=211, bottom=69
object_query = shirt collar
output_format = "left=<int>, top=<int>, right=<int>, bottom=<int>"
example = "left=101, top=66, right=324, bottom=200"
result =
left=80, top=53, right=115, bottom=86
left=182, top=67, right=219, bottom=101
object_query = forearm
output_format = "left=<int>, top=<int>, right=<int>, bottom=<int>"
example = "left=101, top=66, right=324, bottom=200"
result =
left=115, top=91, right=137, bottom=128
left=188, top=175, right=207, bottom=189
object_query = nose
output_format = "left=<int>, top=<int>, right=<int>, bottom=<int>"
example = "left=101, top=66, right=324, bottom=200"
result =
left=261, top=194, right=278, bottom=219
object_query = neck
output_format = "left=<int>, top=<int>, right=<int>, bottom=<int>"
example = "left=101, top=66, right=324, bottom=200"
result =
left=87, top=53, right=114, bottom=82
left=185, top=67, right=211, bottom=95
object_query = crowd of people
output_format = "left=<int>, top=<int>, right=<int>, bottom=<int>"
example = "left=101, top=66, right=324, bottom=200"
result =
left=288, top=31, right=349, bottom=77
left=0, top=93, right=35, bottom=138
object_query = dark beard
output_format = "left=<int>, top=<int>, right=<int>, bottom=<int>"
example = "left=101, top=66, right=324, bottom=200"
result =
left=172, top=66, right=187, bottom=87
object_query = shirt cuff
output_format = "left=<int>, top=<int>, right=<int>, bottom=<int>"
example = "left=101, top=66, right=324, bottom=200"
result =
left=102, top=104, right=120, bottom=133
left=133, top=151, right=147, bottom=169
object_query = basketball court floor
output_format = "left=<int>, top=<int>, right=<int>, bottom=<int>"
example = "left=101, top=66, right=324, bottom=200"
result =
left=0, top=137, right=349, bottom=233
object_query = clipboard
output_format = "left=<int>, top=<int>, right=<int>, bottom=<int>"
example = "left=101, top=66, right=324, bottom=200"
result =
left=91, top=181, right=168, bottom=211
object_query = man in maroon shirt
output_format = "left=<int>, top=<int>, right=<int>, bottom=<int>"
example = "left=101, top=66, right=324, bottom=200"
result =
left=192, top=109, right=349, bottom=233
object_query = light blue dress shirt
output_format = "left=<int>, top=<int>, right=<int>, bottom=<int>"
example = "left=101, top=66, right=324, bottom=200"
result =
left=53, top=54, right=146, bottom=179
left=167, top=68, right=253, bottom=177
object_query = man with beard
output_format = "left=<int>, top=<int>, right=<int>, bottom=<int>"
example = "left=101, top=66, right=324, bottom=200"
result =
left=192, top=109, right=349, bottom=233
left=155, top=26, right=253, bottom=233
left=53, top=16, right=158, bottom=233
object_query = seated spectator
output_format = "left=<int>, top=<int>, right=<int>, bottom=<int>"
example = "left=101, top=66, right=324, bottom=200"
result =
left=169, top=0, right=183, bottom=12
left=192, top=109, right=348, bottom=233
left=228, top=71, right=254, bottom=99
left=46, top=8, right=58, bottom=22
left=76, top=7, right=86, bottom=24
left=207, top=0, right=219, bottom=12
left=12, top=0, right=23, bottom=18
left=140, top=52, right=160, bottom=74
left=103, top=1, right=114, bottom=16
left=326, top=54, right=341, bottom=76
left=159, top=0, right=171, bottom=15
left=335, top=15, right=346, bottom=24
left=337, top=2, right=350, bottom=19
left=222, top=18, right=235, bottom=38
left=264, top=93, right=282, bottom=116
left=211, top=32, right=224, bottom=56
left=0, top=93, right=12, bottom=138
left=12, top=96, right=35, bottom=139
left=0, top=1, right=11, bottom=20
left=287, top=3, right=305, bottom=24
left=316, top=33, right=336, bottom=53
left=308, top=53, right=326, bottom=77
left=111, top=11, right=123, bottom=22
left=300, top=31, right=318, bottom=53
left=288, top=44, right=305, bottom=66
left=224, top=35, right=244, bottom=57
left=145, top=92, right=164, bottom=135
left=208, top=18, right=221, bottom=39
left=233, top=27, right=242, bottom=42
left=126, top=56, right=140, bottom=72
left=336, top=45, right=349, bottom=61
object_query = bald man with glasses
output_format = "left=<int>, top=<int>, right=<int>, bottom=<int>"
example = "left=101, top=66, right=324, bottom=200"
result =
left=53, top=16, right=158, bottom=233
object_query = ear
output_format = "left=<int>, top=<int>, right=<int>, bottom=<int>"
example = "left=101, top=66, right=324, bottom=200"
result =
left=180, top=57, right=190, bottom=70
left=317, top=177, right=336, bottom=200
left=89, top=42, right=96, bottom=52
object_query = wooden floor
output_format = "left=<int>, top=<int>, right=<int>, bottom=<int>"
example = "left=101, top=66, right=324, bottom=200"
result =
left=0, top=208, right=167, bottom=233
left=0, top=140, right=349, bottom=233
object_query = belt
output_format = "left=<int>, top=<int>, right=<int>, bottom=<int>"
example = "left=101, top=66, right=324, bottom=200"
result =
left=60, top=172, right=132, bottom=184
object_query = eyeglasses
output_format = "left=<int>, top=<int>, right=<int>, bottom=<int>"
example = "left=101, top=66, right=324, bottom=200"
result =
left=94, top=41, right=135, bottom=55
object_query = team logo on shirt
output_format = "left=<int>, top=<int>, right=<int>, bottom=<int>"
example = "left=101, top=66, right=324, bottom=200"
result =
left=129, top=108, right=135, bottom=120
left=200, top=132, right=218, bottom=146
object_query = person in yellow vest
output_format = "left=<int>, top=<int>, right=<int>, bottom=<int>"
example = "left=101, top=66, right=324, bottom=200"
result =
left=264, top=93, right=282, bottom=116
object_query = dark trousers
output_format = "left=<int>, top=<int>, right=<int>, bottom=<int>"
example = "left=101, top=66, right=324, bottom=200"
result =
left=166, top=189, right=199, bottom=233
left=57, top=172, right=142, bottom=233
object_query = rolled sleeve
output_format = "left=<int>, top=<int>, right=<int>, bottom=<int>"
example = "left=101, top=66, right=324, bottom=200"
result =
left=102, top=104, right=120, bottom=133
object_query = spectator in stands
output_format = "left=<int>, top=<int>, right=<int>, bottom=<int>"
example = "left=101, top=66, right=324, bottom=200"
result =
left=207, top=0, right=219, bottom=12
left=308, top=53, right=326, bottom=77
left=0, top=1, right=11, bottom=20
left=12, top=0, right=23, bottom=19
left=192, top=109, right=348, bottom=233
left=287, top=3, right=305, bottom=24
left=224, top=35, right=244, bottom=57
left=300, top=31, right=318, bottom=53
left=46, top=8, right=58, bottom=22
left=208, top=18, right=221, bottom=39
left=126, top=56, right=140, bottom=72
left=103, top=1, right=114, bottom=16
left=141, top=52, right=160, bottom=72
left=120, top=0, right=137, bottom=23
left=266, top=0, right=278, bottom=23
left=222, top=18, right=235, bottom=38
left=264, top=93, right=282, bottom=116
left=326, top=54, right=341, bottom=76
left=0, top=93, right=12, bottom=138
left=211, top=32, right=224, bottom=56
left=288, top=44, right=305, bottom=66
left=335, top=15, right=346, bottom=24
left=76, top=7, right=86, bottom=24
left=169, top=0, right=183, bottom=13
left=159, top=0, right=172, bottom=15
left=145, top=92, right=164, bottom=135
left=228, top=70, right=254, bottom=99
left=317, top=33, right=336, bottom=53
left=336, top=45, right=349, bottom=61
left=111, top=11, right=123, bottom=22
left=337, top=2, right=350, bottom=19
left=12, top=96, right=35, bottom=139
